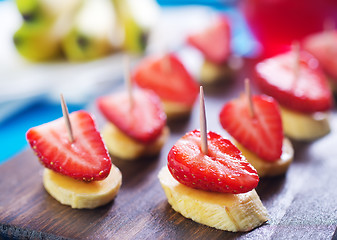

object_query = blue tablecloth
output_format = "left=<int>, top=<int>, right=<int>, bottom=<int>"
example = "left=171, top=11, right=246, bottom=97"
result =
left=0, top=103, right=84, bottom=164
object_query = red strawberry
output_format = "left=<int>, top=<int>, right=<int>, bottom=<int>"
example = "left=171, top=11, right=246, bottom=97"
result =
left=220, top=94, right=283, bottom=162
left=132, top=53, right=199, bottom=107
left=97, top=88, right=166, bottom=144
left=167, top=130, right=259, bottom=194
left=255, top=50, right=332, bottom=113
left=303, top=30, right=337, bottom=82
left=26, top=110, right=112, bottom=181
left=187, top=15, right=231, bottom=64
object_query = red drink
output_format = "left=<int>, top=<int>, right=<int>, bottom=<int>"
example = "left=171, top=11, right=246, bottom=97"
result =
left=240, top=0, right=337, bottom=57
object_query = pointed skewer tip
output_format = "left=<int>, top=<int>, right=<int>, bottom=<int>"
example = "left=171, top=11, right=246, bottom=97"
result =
left=199, top=86, right=208, bottom=155
left=245, top=78, right=255, bottom=118
left=292, top=41, right=301, bottom=81
left=162, top=53, right=171, bottom=73
left=60, top=94, right=74, bottom=143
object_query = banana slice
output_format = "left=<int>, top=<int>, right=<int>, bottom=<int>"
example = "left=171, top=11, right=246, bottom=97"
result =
left=43, top=165, right=122, bottom=209
left=234, top=138, right=293, bottom=177
left=102, top=124, right=169, bottom=160
left=158, top=167, right=268, bottom=232
left=162, top=101, right=193, bottom=120
left=280, top=107, right=330, bottom=141
left=328, top=78, right=337, bottom=94
left=199, top=60, right=232, bottom=84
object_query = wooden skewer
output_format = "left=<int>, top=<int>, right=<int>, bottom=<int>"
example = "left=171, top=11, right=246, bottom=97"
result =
left=199, top=86, right=208, bottom=155
left=245, top=78, right=255, bottom=118
left=292, top=41, right=301, bottom=81
left=124, top=55, right=134, bottom=110
left=161, top=48, right=171, bottom=73
left=60, top=94, right=74, bottom=143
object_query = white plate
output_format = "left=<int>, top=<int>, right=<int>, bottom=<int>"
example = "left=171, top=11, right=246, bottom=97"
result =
left=0, top=2, right=257, bottom=123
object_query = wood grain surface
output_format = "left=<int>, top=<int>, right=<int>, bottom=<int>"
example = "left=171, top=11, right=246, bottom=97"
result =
left=1, top=60, right=337, bottom=240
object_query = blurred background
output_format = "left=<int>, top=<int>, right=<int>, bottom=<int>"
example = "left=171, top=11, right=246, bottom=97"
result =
left=0, top=0, right=336, bottom=164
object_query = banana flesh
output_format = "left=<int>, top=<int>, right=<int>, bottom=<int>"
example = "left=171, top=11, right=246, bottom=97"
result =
left=162, top=101, right=193, bottom=120
left=280, top=107, right=330, bottom=141
left=328, top=77, right=337, bottom=94
left=102, top=123, right=169, bottom=160
left=43, top=164, right=122, bottom=209
left=234, top=138, right=293, bottom=177
left=158, top=167, right=268, bottom=232
left=200, top=60, right=232, bottom=84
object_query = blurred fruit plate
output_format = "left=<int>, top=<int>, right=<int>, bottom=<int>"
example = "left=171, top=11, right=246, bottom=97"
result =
left=0, top=1, right=256, bottom=123
left=0, top=59, right=336, bottom=239
left=0, top=0, right=129, bottom=121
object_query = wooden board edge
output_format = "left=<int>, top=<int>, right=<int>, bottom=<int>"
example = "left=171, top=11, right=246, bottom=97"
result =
left=0, top=224, right=73, bottom=240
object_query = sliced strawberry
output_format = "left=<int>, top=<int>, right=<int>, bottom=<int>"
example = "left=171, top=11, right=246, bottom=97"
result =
left=220, top=94, right=283, bottom=162
left=97, top=88, right=166, bottom=144
left=167, top=130, right=259, bottom=194
left=187, top=15, right=231, bottom=64
left=255, top=50, right=332, bottom=113
left=303, top=30, right=337, bottom=82
left=26, top=110, right=112, bottom=181
left=132, top=53, right=199, bottom=106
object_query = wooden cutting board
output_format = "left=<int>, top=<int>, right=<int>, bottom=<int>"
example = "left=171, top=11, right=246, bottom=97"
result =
left=1, top=61, right=337, bottom=240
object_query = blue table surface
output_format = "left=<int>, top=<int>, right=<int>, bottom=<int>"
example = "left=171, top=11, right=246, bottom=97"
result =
left=0, top=1, right=255, bottom=165
left=0, top=103, right=85, bottom=164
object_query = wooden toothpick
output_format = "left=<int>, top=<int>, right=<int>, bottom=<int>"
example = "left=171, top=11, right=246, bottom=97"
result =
left=199, top=86, right=208, bottom=155
left=161, top=50, right=171, bottom=73
left=60, top=94, right=74, bottom=143
left=292, top=41, right=301, bottom=81
left=245, top=78, right=255, bottom=118
left=124, top=55, right=134, bottom=110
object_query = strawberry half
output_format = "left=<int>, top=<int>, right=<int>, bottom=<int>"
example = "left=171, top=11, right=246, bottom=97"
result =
left=26, top=110, right=112, bottom=181
left=97, top=88, right=166, bottom=144
left=187, top=15, right=231, bottom=64
left=132, top=53, right=199, bottom=107
left=167, top=130, right=259, bottom=194
left=255, top=50, right=332, bottom=113
left=303, top=30, right=337, bottom=82
left=220, top=94, right=283, bottom=162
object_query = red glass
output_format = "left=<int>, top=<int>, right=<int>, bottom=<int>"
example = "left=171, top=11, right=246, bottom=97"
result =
left=240, top=0, right=337, bottom=58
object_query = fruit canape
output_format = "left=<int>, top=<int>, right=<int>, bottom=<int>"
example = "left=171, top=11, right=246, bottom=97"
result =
left=255, top=44, right=333, bottom=141
left=132, top=53, right=199, bottom=119
left=97, top=87, right=169, bottom=160
left=302, top=23, right=337, bottom=92
left=220, top=80, right=294, bottom=177
left=26, top=96, right=121, bottom=209
left=158, top=87, right=268, bottom=232
left=97, top=57, right=168, bottom=160
left=186, top=15, right=235, bottom=84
